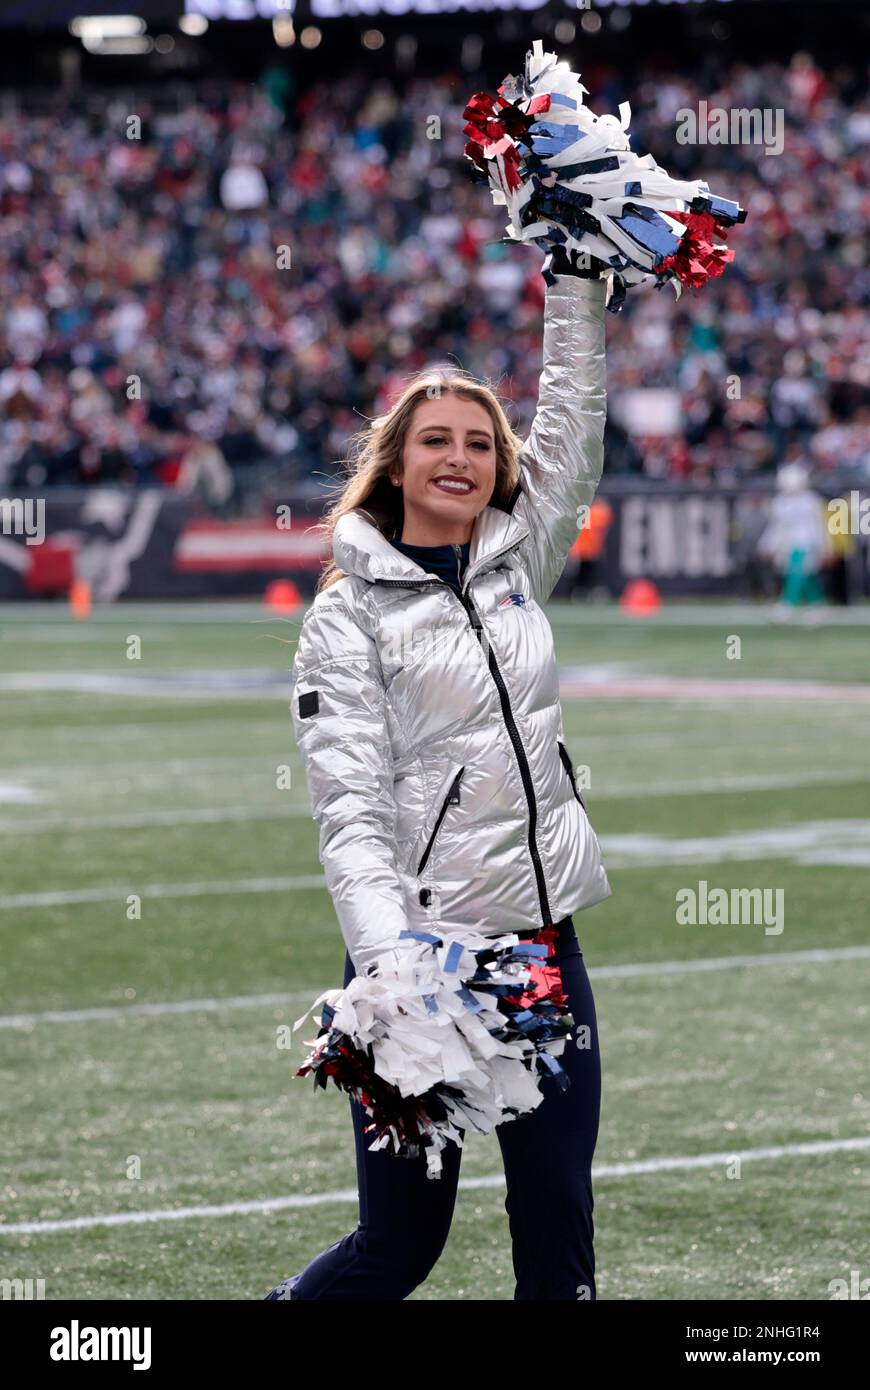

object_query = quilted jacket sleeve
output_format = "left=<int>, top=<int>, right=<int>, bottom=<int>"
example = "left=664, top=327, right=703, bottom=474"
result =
left=290, top=587, right=412, bottom=976
left=513, top=274, right=608, bottom=605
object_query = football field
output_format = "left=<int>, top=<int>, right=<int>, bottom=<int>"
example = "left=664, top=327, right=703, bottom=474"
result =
left=1, top=599, right=868, bottom=1300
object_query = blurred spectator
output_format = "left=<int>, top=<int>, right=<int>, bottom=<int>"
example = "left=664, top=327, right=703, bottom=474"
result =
left=0, top=56, right=866, bottom=507
left=756, top=462, right=832, bottom=614
left=176, top=438, right=234, bottom=514
left=556, top=498, right=615, bottom=601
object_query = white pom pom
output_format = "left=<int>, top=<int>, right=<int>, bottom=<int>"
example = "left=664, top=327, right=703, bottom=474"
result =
left=463, top=40, right=746, bottom=310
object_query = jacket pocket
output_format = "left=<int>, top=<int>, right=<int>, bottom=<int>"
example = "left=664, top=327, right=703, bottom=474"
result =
left=416, top=766, right=465, bottom=875
left=557, top=739, right=586, bottom=812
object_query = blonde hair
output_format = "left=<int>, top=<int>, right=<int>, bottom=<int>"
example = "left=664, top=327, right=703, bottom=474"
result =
left=313, top=367, right=526, bottom=593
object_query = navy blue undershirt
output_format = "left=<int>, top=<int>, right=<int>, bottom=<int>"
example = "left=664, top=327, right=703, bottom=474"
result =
left=390, top=538, right=471, bottom=594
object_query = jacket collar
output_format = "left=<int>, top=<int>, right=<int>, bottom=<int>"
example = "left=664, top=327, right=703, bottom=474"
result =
left=333, top=504, right=529, bottom=588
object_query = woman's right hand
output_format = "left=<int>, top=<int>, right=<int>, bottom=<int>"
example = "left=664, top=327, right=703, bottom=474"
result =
left=363, top=943, right=416, bottom=981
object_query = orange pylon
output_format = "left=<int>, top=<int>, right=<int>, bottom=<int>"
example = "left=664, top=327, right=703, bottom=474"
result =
left=264, top=579, right=302, bottom=615
left=69, top=578, right=92, bottom=619
left=619, top=578, right=661, bottom=615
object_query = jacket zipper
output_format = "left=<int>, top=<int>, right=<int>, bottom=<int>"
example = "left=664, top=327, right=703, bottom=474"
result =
left=459, top=587, right=553, bottom=925
left=377, top=568, right=553, bottom=926
left=416, top=766, right=464, bottom=875
left=558, top=738, right=586, bottom=811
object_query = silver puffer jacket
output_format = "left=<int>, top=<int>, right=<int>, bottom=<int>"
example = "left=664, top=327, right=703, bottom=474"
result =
left=290, top=274, right=612, bottom=973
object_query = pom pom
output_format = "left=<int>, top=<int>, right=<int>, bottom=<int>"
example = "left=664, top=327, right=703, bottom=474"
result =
left=463, top=39, right=747, bottom=312
left=288, top=925, right=575, bottom=1180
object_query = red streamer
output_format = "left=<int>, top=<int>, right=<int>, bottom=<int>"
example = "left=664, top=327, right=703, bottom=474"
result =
left=657, top=210, right=736, bottom=289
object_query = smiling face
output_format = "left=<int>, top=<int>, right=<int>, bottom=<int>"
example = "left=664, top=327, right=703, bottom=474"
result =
left=391, top=394, right=498, bottom=545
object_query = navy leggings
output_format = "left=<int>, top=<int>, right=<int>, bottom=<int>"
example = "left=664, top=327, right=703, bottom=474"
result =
left=288, top=916, right=601, bottom=1300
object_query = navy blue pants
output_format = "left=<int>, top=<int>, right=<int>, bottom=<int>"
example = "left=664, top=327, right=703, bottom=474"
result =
left=288, top=916, right=601, bottom=1300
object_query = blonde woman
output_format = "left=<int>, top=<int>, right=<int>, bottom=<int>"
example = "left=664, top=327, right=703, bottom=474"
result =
left=266, top=251, right=612, bottom=1301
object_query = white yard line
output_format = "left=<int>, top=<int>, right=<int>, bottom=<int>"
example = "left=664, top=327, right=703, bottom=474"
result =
left=3, top=766, right=869, bottom=834
left=598, top=769, right=870, bottom=797
left=5, top=817, right=870, bottom=910
left=550, top=605, right=870, bottom=627
left=561, top=675, right=870, bottom=702
left=0, top=806, right=310, bottom=835
left=0, top=992, right=315, bottom=1029
left=3, top=664, right=870, bottom=704
left=1, top=1135, right=867, bottom=1236
left=0, top=670, right=292, bottom=700
left=602, top=820, right=870, bottom=867
left=0, top=876, right=325, bottom=909
left=2, top=945, right=868, bottom=1030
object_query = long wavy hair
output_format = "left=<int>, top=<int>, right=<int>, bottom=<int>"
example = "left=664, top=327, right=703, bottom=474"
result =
left=314, top=367, right=526, bottom=593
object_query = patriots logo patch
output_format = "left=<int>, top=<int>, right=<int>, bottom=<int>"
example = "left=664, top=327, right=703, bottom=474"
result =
left=498, top=592, right=527, bottom=608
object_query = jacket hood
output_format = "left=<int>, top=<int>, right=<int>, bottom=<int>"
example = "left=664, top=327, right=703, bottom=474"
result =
left=333, top=504, right=530, bottom=587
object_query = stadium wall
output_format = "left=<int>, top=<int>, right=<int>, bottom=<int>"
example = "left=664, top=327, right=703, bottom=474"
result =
left=1, top=484, right=867, bottom=601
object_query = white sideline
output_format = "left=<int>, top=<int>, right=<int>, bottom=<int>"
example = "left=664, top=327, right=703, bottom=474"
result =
left=2, top=945, right=869, bottom=1029
left=2, top=1136, right=868, bottom=1237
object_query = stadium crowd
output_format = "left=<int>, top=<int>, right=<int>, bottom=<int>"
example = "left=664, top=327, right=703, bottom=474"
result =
left=0, top=50, right=867, bottom=509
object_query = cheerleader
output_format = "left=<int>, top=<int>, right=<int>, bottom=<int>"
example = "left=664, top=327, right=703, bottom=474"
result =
left=265, top=244, right=611, bottom=1300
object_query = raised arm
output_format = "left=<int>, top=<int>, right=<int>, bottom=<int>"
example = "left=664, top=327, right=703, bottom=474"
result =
left=512, top=273, right=608, bottom=604
left=290, top=589, right=411, bottom=976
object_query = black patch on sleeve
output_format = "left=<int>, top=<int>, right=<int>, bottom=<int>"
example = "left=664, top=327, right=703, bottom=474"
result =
left=298, top=689, right=319, bottom=718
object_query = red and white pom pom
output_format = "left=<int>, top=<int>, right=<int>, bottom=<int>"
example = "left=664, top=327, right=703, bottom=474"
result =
left=289, top=924, right=575, bottom=1179
left=463, top=39, right=747, bottom=312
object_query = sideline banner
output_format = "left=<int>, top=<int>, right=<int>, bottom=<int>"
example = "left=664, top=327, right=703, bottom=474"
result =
left=0, top=486, right=866, bottom=601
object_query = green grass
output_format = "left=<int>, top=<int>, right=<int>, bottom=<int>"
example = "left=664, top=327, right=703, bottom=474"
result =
left=0, top=599, right=868, bottom=1300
